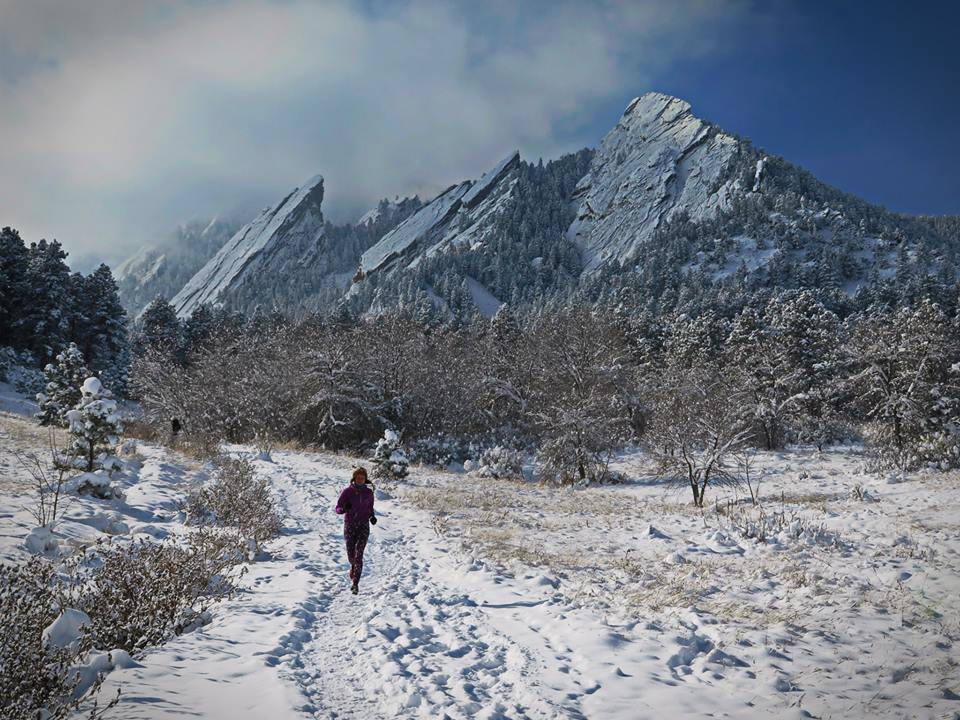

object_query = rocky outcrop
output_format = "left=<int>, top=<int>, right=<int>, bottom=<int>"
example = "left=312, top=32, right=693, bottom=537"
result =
left=568, top=92, right=744, bottom=273
left=359, top=151, right=521, bottom=276
left=170, top=176, right=325, bottom=318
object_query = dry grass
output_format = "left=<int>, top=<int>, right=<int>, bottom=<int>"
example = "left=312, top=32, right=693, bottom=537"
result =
left=0, top=412, right=69, bottom=452
left=122, top=418, right=159, bottom=442
left=0, top=413, right=70, bottom=495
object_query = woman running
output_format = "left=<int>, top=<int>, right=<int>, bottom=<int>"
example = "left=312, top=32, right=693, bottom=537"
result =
left=335, top=467, right=377, bottom=594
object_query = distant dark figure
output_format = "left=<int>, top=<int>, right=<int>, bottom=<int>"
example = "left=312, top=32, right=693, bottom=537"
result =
left=335, top=467, right=377, bottom=594
left=170, top=417, right=182, bottom=446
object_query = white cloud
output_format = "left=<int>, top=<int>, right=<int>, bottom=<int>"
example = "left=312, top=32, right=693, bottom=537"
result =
left=0, top=0, right=745, bottom=264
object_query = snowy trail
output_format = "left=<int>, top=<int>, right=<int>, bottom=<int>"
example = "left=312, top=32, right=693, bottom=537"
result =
left=260, top=453, right=572, bottom=719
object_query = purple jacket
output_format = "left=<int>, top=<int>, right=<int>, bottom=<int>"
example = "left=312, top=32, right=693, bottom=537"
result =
left=336, top=483, right=375, bottom=528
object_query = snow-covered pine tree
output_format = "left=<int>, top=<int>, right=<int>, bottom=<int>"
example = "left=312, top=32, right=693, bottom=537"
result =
left=17, top=239, right=72, bottom=362
left=65, top=376, right=122, bottom=472
left=851, top=300, right=960, bottom=470
left=765, top=290, right=847, bottom=449
left=36, top=343, right=89, bottom=427
left=371, top=429, right=409, bottom=481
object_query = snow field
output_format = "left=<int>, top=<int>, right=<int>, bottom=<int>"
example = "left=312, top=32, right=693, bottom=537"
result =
left=2, top=403, right=958, bottom=718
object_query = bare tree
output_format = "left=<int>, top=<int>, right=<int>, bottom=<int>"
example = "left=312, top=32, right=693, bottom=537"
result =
left=645, top=366, right=753, bottom=507
left=16, top=431, right=72, bottom=528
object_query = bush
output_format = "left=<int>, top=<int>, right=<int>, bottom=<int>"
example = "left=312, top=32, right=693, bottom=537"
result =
left=408, top=435, right=480, bottom=467
left=0, top=556, right=115, bottom=720
left=183, top=456, right=283, bottom=553
left=66, top=532, right=242, bottom=654
left=645, top=367, right=753, bottom=506
left=471, top=445, right=525, bottom=480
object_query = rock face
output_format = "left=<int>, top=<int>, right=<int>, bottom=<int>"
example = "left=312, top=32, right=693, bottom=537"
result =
left=568, top=92, right=744, bottom=273
left=170, top=176, right=325, bottom=318
left=116, top=217, right=237, bottom=317
left=359, top=151, right=521, bottom=276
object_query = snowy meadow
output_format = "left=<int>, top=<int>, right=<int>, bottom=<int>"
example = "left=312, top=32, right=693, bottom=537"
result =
left=1, top=380, right=958, bottom=718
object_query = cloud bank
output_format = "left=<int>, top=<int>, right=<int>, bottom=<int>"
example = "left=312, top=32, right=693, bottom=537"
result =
left=0, top=0, right=744, bottom=265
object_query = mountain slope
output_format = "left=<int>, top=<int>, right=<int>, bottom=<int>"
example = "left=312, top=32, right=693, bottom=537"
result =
left=116, top=218, right=238, bottom=317
left=141, top=91, right=957, bottom=323
left=170, top=176, right=326, bottom=319
left=358, top=151, right=521, bottom=277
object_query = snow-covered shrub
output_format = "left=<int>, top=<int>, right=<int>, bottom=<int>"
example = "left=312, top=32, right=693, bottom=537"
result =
left=535, top=436, right=621, bottom=486
left=371, top=429, right=409, bottom=481
left=64, top=377, right=122, bottom=472
left=850, top=483, right=879, bottom=502
left=70, top=472, right=124, bottom=500
left=407, top=435, right=479, bottom=467
left=852, top=301, right=960, bottom=471
left=36, top=343, right=89, bottom=427
left=16, top=443, right=71, bottom=530
left=526, top=305, right=635, bottom=485
left=183, top=456, right=282, bottom=553
left=67, top=533, right=242, bottom=654
left=12, top=362, right=45, bottom=396
left=471, top=445, right=525, bottom=480
left=0, top=556, right=116, bottom=719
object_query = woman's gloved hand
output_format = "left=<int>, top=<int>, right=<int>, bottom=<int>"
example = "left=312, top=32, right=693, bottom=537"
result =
left=343, top=501, right=352, bottom=511
left=369, top=515, right=378, bottom=526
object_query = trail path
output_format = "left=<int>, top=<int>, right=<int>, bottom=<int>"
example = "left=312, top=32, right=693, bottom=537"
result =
left=264, top=452, right=573, bottom=719
left=96, top=449, right=621, bottom=719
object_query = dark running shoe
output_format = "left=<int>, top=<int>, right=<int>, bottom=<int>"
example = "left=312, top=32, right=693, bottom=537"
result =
left=351, top=582, right=359, bottom=595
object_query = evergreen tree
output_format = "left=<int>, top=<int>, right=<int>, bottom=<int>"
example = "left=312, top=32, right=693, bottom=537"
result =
left=35, top=343, right=89, bottom=427
left=0, top=227, right=29, bottom=347
left=182, top=304, right=216, bottom=356
left=371, top=429, right=409, bottom=480
left=17, top=239, right=72, bottom=361
left=72, top=264, right=129, bottom=390
left=135, top=297, right=182, bottom=356
left=65, top=376, right=122, bottom=472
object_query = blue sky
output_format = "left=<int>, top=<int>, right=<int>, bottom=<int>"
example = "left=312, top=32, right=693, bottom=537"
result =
left=0, top=0, right=956, bottom=266
left=632, top=0, right=960, bottom=217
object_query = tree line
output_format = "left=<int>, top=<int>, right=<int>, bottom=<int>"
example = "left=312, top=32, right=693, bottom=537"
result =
left=132, top=289, right=960, bottom=496
left=0, top=227, right=128, bottom=391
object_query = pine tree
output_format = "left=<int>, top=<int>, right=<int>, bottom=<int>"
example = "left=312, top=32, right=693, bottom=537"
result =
left=35, top=343, right=89, bottom=427
left=135, top=297, right=182, bottom=356
left=0, top=227, right=29, bottom=347
left=371, top=429, right=409, bottom=481
left=73, top=264, right=129, bottom=392
left=64, top=376, right=122, bottom=472
left=182, top=304, right=216, bottom=356
left=17, top=239, right=72, bottom=361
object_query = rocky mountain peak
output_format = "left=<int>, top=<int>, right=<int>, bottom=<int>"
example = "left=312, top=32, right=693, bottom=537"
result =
left=568, top=92, right=744, bottom=273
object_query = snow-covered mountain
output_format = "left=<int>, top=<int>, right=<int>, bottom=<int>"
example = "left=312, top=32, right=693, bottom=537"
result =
left=170, top=176, right=326, bottom=319
left=116, top=217, right=239, bottom=317
left=568, top=93, right=745, bottom=273
left=122, top=91, right=958, bottom=322
left=358, top=151, right=521, bottom=277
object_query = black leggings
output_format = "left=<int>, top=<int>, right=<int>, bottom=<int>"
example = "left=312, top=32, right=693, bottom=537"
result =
left=344, top=524, right=370, bottom=582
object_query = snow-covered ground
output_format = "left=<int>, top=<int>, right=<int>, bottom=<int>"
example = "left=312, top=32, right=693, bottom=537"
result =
left=1, top=403, right=958, bottom=718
